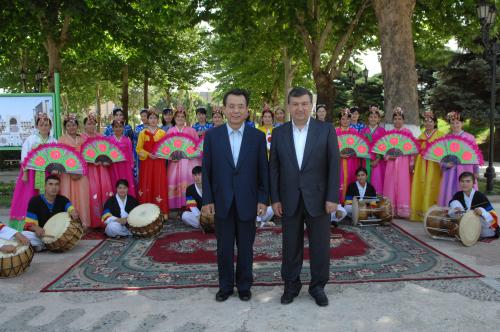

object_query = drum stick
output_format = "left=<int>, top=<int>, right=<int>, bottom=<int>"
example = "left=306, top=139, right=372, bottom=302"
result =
left=41, top=234, right=56, bottom=239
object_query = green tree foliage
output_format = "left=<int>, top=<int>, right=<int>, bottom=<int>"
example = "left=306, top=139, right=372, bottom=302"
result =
left=427, top=53, right=499, bottom=121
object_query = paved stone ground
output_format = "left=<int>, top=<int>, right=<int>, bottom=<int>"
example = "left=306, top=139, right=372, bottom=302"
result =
left=1, top=207, right=500, bottom=332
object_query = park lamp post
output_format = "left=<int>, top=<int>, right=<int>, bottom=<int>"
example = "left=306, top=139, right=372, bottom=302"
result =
left=20, top=68, right=27, bottom=92
left=35, top=67, right=43, bottom=93
left=347, top=67, right=357, bottom=84
left=362, top=66, right=369, bottom=84
left=477, top=0, right=497, bottom=193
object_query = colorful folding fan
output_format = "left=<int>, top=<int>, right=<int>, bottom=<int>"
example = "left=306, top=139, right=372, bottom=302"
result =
left=422, top=136, right=483, bottom=165
left=153, top=133, right=201, bottom=159
left=371, top=130, right=419, bottom=157
left=22, top=143, right=87, bottom=175
left=81, top=137, right=127, bottom=164
left=337, top=132, right=371, bottom=158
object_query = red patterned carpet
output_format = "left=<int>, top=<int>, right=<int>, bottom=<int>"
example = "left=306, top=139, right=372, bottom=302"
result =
left=146, top=227, right=367, bottom=264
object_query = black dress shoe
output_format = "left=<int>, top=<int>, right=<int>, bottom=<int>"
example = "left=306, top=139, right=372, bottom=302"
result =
left=238, top=290, right=252, bottom=301
left=309, top=290, right=328, bottom=307
left=215, top=289, right=233, bottom=302
left=280, top=291, right=298, bottom=304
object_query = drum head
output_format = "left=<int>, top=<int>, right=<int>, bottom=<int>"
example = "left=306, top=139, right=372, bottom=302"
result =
left=0, top=239, right=29, bottom=258
left=352, top=197, right=359, bottom=225
left=128, top=203, right=160, bottom=227
left=458, top=211, right=481, bottom=247
left=43, top=212, right=71, bottom=244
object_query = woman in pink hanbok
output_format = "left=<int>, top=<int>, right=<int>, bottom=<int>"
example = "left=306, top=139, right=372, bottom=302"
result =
left=58, top=115, right=91, bottom=228
left=437, top=111, right=479, bottom=206
left=361, top=107, right=386, bottom=194
left=336, top=108, right=361, bottom=203
left=108, top=120, right=137, bottom=198
left=81, top=114, right=114, bottom=228
left=166, top=110, right=201, bottom=212
left=382, top=107, right=413, bottom=218
left=9, top=114, right=57, bottom=230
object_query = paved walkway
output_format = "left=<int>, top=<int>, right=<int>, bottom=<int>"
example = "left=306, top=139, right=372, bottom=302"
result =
left=0, top=212, right=499, bottom=331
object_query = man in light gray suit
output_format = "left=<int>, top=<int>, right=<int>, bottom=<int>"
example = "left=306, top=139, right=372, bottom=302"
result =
left=270, top=87, right=340, bottom=307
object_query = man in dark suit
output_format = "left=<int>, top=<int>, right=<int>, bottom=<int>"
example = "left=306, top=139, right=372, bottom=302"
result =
left=202, top=89, right=269, bottom=302
left=270, top=87, right=340, bottom=307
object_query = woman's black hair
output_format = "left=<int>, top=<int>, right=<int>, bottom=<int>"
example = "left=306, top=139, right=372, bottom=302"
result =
left=63, top=118, right=79, bottom=127
left=36, top=117, right=52, bottom=127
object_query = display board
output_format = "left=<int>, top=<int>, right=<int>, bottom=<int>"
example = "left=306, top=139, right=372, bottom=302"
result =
left=0, top=93, right=58, bottom=150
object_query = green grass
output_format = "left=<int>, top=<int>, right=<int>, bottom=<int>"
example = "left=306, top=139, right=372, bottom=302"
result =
left=478, top=178, right=500, bottom=195
left=0, top=182, right=14, bottom=207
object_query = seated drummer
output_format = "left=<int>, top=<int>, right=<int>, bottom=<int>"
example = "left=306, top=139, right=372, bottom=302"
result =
left=102, top=179, right=139, bottom=238
left=344, top=167, right=377, bottom=218
left=24, top=175, right=79, bottom=251
left=181, top=166, right=275, bottom=228
left=449, top=171, right=499, bottom=239
left=182, top=166, right=204, bottom=228
left=0, top=223, right=30, bottom=253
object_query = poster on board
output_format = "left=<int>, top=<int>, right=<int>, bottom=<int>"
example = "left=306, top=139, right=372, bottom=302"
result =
left=0, top=94, right=56, bottom=149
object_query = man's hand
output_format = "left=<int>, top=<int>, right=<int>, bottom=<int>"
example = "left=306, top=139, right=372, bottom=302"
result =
left=272, top=202, right=283, bottom=218
left=31, top=225, right=45, bottom=237
left=257, top=203, right=267, bottom=217
left=22, top=170, right=29, bottom=182
left=0, top=245, right=17, bottom=254
left=202, top=204, right=215, bottom=216
left=149, top=153, right=157, bottom=160
left=325, top=201, right=338, bottom=214
left=371, top=159, right=379, bottom=167
left=14, top=232, right=29, bottom=246
left=118, top=218, right=128, bottom=225
left=474, top=208, right=483, bottom=216
left=335, top=210, right=343, bottom=219
left=70, top=209, right=79, bottom=220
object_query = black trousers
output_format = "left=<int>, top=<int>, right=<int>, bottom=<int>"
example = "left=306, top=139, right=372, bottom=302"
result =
left=281, top=195, right=331, bottom=294
left=215, top=202, right=256, bottom=293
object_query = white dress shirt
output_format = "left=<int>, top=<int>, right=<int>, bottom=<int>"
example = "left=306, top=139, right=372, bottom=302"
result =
left=227, top=123, right=245, bottom=166
left=292, top=117, right=310, bottom=169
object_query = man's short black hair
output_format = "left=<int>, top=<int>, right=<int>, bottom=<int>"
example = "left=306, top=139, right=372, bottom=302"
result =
left=223, top=89, right=249, bottom=107
left=45, top=174, right=60, bottom=184
left=459, top=171, right=476, bottom=183
left=287, top=87, right=313, bottom=104
left=116, top=179, right=129, bottom=188
left=196, top=107, right=207, bottom=115
left=192, top=166, right=202, bottom=175
left=140, top=109, right=148, bottom=115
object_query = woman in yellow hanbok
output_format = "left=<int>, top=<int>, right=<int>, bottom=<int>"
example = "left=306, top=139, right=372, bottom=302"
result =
left=410, top=111, right=444, bottom=221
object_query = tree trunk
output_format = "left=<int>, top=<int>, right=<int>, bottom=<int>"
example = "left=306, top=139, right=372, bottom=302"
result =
left=45, top=36, right=62, bottom=92
left=165, top=87, right=172, bottom=107
left=121, top=64, right=129, bottom=123
left=314, top=71, right=337, bottom=121
left=372, top=0, right=419, bottom=125
left=143, top=73, right=149, bottom=108
left=283, top=47, right=295, bottom=120
left=96, top=83, right=101, bottom=132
